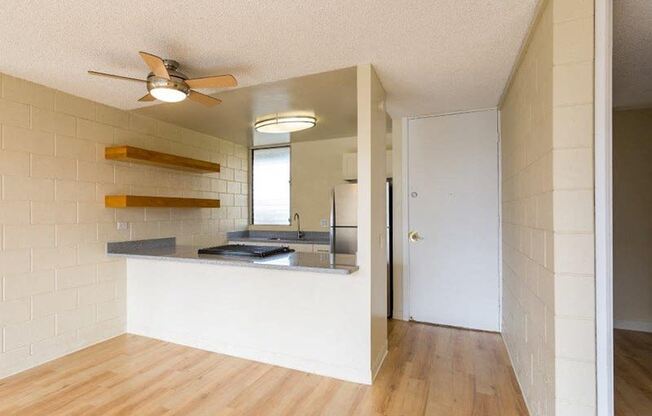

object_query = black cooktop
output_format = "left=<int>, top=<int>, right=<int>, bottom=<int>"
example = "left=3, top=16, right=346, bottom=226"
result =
left=198, top=244, right=294, bottom=258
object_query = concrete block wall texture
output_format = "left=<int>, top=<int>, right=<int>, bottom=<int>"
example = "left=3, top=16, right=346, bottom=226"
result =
left=500, top=0, right=596, bottom=415
left=501, top=1, right=556, bottom=413
left=0, top=72, right=249, bottom=379
left=551, top=1, right=596, bottom=415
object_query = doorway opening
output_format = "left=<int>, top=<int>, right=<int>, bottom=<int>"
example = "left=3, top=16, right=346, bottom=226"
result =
left=610, top=1, right=652, bottom=414
left=596, top=1, right=652, bottom=414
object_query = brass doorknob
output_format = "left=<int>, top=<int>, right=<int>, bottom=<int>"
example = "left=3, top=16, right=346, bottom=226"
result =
left=408, top=231, right=423, bottom=242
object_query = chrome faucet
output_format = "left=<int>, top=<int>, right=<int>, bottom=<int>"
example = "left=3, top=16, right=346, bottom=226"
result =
left=293, top=213, right=304, bottom=239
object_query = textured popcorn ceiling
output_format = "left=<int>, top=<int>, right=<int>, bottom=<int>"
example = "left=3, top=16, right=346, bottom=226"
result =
left=0, top=0, right=537, bottom=117
left=614, top=0, right=652, bottom=109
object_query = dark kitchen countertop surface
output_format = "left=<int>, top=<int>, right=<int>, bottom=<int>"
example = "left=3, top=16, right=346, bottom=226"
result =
left=107, top=238, right=357, bottom=275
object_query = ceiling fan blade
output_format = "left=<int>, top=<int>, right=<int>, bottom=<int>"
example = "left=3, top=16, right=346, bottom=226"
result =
left=88, top=70, right=147, bottom=83
left=185, top=75, right=237, bottom=89
left=138, top=51, right=170, bottom=79
left=188, top=90, right=222, bottom=107
left=138, top=93, right=156, bottom=102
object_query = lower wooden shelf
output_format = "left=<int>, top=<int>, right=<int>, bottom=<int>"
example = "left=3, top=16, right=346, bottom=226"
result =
left=105, top=195, right=220, bottom=208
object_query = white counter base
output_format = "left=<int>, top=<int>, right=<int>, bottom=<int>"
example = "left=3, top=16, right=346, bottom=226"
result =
left=126, top=258, right=373, bottom=384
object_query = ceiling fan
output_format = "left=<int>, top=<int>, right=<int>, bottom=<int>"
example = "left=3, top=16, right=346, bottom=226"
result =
left=88, top=51, right=237, bottom=107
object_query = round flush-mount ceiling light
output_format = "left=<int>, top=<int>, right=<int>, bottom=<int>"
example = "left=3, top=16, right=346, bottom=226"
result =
left=254, top=115, right=316, bottom=134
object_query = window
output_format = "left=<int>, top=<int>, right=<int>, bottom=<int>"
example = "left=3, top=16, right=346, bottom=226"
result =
left=251, top=146, right=290, bottom=225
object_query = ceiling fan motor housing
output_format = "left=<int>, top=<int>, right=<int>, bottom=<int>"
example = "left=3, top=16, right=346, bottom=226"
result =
left=146, top=59, right=190, bottom=95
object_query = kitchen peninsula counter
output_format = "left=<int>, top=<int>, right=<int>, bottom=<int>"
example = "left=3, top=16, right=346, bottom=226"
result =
left=107, top=238, right=357, bottom=275
left=109, top=237, right=370, bottom=385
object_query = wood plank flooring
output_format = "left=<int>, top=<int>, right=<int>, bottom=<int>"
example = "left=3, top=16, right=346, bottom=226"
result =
left=0, top=320, right=528, bottom=415
left=615, top=329, right=652, bottom=416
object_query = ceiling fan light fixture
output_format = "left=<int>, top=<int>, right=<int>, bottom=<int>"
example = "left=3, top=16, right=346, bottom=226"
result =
left=89, top=51, right=236, bottom=107
left=149, top=86, right=188, bottom=103
left=254, top=115, right=316, bottom=134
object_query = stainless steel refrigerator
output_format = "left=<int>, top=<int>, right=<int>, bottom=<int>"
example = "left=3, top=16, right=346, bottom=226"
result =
left=330, top=182, right=394, bottom=318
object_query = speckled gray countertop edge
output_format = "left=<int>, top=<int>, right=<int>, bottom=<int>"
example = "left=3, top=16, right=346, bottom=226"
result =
left=108, top=252, right=357, bottom=275
left=107, top=237, right=176, bottom=252
left=106, top=238, right=358, bottom=275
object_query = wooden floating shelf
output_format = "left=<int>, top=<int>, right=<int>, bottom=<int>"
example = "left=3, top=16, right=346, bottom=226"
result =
left=105, top=145, right=220, bottom=173
left=105, top=195, right=220, bottom=208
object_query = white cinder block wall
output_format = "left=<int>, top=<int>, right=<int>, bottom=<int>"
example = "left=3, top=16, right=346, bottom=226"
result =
left=500, top=1, right=556, bottom=412
left=500, top=0, right=596, bottom=415
left=550, top=1, right=596, bottom=415
left=0, top=73, right=248, bottom=379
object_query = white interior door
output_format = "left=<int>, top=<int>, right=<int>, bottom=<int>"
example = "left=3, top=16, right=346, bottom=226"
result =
left=407, top=110, right=499, bottom=331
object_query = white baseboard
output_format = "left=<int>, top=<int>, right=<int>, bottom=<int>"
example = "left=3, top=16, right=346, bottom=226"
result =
left=614, top=319, right=652, bottom=333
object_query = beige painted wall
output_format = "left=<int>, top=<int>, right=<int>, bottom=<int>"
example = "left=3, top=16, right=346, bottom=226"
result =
left=292, top=136, right=357, bottom=231
left=357, top=64, right=388, bottom=378
left=251, top=136, right=395, bottom=234
left=613, top=109, right=652, bottom=330
left=500, top=0, right=596, bottom=415
left=250, top=136, right=357, bottom=232
left=0, top=73, right=248, bottom=379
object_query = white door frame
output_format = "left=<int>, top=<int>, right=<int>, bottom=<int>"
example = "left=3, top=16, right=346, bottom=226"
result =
left=400, top=118, right=410, bottom=321
left=595, top=0, right=614, bottom=414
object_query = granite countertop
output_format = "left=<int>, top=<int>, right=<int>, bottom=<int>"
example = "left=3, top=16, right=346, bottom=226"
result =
left=107, top=238, right=358, bottom=275
left=227, top=230, right=330, bottom=245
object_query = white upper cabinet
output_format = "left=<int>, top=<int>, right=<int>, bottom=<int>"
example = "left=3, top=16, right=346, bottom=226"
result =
left=342, top=150, right=393, bottom=180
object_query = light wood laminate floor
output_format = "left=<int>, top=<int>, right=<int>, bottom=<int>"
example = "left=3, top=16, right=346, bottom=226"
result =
left=615, top=329, right=652, bottom=416
left=0, top=320, right=528, bottom=415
